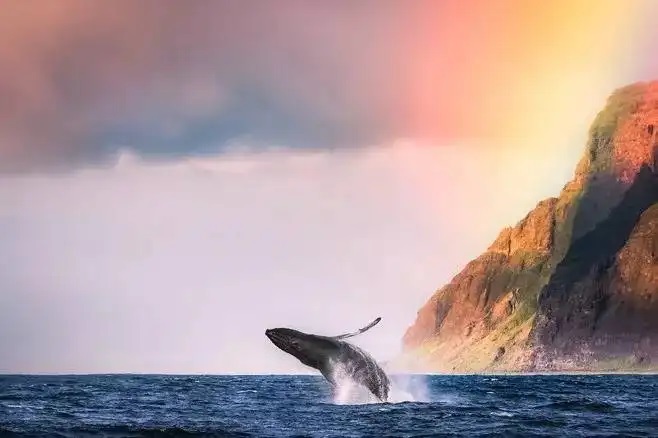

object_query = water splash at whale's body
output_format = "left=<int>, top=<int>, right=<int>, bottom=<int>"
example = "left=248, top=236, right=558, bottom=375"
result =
left=330, top=363, right=429, bottom=404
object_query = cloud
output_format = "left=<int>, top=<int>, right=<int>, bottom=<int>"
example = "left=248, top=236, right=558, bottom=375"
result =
left=0, top=1, right=408, bottom=171
left=3, top=0, right=657, bottom=172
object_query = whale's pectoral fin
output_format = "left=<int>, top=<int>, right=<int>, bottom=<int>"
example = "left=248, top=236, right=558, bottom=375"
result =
left=332, top=317, right=381, bottom=340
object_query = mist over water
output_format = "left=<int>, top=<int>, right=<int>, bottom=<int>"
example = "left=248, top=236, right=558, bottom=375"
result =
left=331, top=366, right=430, bottom=405
left=0, top=144, right=562, bottom=375
left=388, top=374, right=430, bottom=403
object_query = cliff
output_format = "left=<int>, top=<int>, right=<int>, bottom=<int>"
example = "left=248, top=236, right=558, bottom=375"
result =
left=401, top=81, right=658, bottom=372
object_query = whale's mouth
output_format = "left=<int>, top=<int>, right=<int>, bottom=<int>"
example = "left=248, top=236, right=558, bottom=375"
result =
left=264, top=329, right=278, bottom=342
left=265, top=329, right=290, bottom=350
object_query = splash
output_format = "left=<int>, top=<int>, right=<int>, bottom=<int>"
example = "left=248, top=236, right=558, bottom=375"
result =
left=331, top=363, right=379, bottom=405
left=330, top=364, right=430, bottom=405
left=387, top=374, right=430, bottom=403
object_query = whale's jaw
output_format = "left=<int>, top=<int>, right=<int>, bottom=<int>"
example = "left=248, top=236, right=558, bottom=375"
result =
left=265, top=329, right=289, bottom=352
left=265, top=327, right=330, bottom=371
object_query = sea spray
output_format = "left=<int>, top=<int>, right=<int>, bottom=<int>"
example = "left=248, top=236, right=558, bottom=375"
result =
left=330, top=362, right=430, bottom=404
left=387, top=374, right=430, bottom=403
left=331, top=362, right=380, bottom=404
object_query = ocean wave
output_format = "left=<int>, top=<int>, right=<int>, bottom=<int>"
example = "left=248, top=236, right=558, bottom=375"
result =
left=541, top=399, right=616, bottom=413
left=1, top=426, right=256, bottom=438
left=1, top=374, right=656, bottom=436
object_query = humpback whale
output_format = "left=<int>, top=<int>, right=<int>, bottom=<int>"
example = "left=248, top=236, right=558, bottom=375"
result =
left=265, top=317, right=390, bottom=401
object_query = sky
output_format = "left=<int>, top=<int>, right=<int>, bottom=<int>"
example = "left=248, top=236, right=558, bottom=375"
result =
left=1, top=0, right=658, bottom=373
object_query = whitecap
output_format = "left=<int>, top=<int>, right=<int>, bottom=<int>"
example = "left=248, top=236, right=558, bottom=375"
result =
left=491, top=410, right=514, bottom=417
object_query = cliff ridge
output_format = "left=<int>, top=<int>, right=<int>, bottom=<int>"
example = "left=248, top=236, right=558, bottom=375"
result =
left=401, top=81, right=658, bottom=372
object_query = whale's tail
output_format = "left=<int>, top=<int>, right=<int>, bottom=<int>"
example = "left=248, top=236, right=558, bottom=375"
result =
left=332, top=317, right=381, bottom=340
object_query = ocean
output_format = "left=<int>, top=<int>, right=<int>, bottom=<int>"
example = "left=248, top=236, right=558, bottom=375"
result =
left=0, top=374, right=656, bottom=437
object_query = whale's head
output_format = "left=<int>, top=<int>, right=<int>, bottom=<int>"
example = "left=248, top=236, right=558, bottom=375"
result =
left=265, top=327, right=339, bottom=370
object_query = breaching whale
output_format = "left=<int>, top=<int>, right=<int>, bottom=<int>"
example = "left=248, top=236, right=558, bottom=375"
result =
left=265, top=317, right=390, bottom=401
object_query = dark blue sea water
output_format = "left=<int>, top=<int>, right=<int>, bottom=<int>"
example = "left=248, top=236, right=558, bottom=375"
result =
left=0, top=374, right=657, bottom=437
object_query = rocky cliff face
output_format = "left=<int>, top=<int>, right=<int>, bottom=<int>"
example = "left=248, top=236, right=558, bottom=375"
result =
left=402, top=81, right=658, bottom=372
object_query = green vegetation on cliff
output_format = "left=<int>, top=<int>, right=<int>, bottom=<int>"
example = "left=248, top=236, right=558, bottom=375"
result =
left=402, top=81, right=658, bottom=373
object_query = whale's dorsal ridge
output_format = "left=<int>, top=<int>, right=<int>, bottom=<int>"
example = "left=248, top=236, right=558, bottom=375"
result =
left=332, top=317, right=381, bottom=340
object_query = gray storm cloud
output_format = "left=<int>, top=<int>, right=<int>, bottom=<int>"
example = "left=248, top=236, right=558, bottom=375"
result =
left=6, top=1, right=653, bottom=172
left=0, top=1, right=428, bottom=172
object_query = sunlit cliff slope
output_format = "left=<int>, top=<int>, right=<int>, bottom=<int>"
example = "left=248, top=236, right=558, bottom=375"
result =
left=402, top=81, right=658, bottom=372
